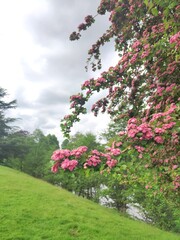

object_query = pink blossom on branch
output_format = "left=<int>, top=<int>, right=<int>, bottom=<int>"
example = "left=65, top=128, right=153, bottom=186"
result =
left=106, top=147, right=121, bottom=156
left=135, top=146, right=145, bottom=153
left=106, top=159, right=118, bottom=168
left=154, top=136, right=164, bottom=144
left=85, top=155, right=101, bottom=167
left=61, top=159, right=78, bottom=171
left=154, top=128, right=165, bottom=134
left=51, top=162, right=60, bottom=173
left=51, top=149, right=71, bottom=161
left=169, top=31, right=180, bottom=48
left=71, top=146, right=88, bottom=158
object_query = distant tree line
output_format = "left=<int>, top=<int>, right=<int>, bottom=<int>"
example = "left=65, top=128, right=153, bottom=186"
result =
left=0, top=87, right=59, bottom=178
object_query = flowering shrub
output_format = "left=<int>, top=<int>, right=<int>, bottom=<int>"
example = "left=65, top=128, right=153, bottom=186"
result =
left=52, top=0, right=179, bottom=203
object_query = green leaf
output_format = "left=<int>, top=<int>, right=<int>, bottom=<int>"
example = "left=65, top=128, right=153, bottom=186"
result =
left=121, top=164, right=127, bottom=170
left=151, top=7, right=158, bottom=16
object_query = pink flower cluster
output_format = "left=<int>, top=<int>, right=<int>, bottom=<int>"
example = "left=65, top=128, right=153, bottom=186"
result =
left=71, top=146, right=88, bottom=158
left=127, top=103, right=177, bottom=147
left=84, top=155, right=101, bottom=168
left=130, top=53, right=138, bottom=64
left=152, top=23, right=164, bottom=34
left=154, top=128, right=165, bottom=134
left=135, top=145, right=145, bottom=153
left=132, top=40, right=141, bottom=49
left=82, top=149, right=101, bottom=168
left=118, top=131, right=126, bottom=136
left=169, top=31, right=180, bottom=49
left=150, top=104, right=177, bottom=122
left=172, top=132, right=179, bottom=144
left=106, top=147, right=121, bottom=156
left=127, top=118, right=154, bottom=140
left=51, top=146, right=88, bottom=172
left=173, top=176, right=180, bottom=190
left=106, top=159, right=118, bottom=168
left=165, top=83, right=176, bottom=92
left=51, top=149, right=71, bottom=161
left=70, top=94, right=83, bottom=101
left=154, top=136, right=164, bottom=144
left=83, top=146, right=121, bottom=170
left=61, top=159, right=78, bottom=171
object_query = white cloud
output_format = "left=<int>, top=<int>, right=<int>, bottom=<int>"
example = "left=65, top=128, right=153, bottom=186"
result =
left=0, top=1, right=118, bottom=144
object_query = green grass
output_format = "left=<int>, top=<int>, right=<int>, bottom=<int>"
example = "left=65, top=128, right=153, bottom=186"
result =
left=0, top=166, right=179, bottom=240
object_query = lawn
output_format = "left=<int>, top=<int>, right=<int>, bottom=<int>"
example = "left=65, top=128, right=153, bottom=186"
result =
left=0, top=166, right=179, bottom=240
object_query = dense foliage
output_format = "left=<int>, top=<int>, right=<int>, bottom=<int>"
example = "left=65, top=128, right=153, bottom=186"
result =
left=51, top=0, right=180, bottom=232
left=1, top=127, right=59, bottom=180
left=0, top=87, right=16, bottom=161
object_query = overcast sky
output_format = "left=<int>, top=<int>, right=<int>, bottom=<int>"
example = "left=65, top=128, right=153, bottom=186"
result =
left=0, top=0, right=118, bottom=144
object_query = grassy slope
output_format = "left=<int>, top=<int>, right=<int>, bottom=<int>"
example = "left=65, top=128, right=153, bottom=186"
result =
left=0, top=166, right=179, bottom=240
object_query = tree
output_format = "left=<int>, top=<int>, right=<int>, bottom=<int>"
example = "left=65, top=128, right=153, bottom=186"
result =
left=51, top=0, right=180, bottom=231
left=3, top=130, right=31, bottom=170
left=23, top=129, right=59, bottom=178
left=100, top=118, right=126, bottom=142
left=65, top=132, right=104, bottom=151
left=4, top=128, right=59, bottom=180
left=0, top=87, right=16, bottom=162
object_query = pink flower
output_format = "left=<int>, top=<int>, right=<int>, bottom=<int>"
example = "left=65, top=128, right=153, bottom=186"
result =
left=130, top=53, right=138, bottom=64
left=68, top=160, right=78, bottom=171
left=169, top=32, right=180, bottom=48
left=118, top=131, right=125, bottom=136
left=107, top=147, right=121, bottom=156
left=155, top=103, right=161, bottom=109
left=51, top=163, right=60, bottom=173
left=132, top=40, right=141, bottom=49
left=102, top=153, right=111, bottom=161
left=154, top=128, right=165, bottom=134
left=173, top=176, right=180, bottom=190
left=144, top=44, right=150, bottom=50
left=97, top=77, right=106, bottom=83
left=129, top=5, right=134, bottom=13
left=91, top=150, right=100, bottom=156
left=166, top=103, right=177, bottom=114
left=141, top=50, right=150, bottom=59
left=86, top=90, right=92, bottom=95
left=128, top=128, right=138, bottom=138
left=165, top=83, right=176, bottom=92
left=82, top=80, right=90, bottom=87
left=106, top=159, right=118, bottom=168
left=172, top=165, right=178, bottom=170
left=143, top=131, right=154, bottom=140
left=51, top=149, right=70, bottom=161
left=162, top=122, right=176, bottom=130
left=151, top=112, right=163, bottom=121
left=156, top=86, right=165, bottom=96
left=86, top=155, right=101, bottom=167
left=71, top=146, right=88, bottom=158
left=116, top=142, right=123, bottom=147
left=95, top=82, right=101, bottom=87
left=61, top=159, right=78, bottom=171
left=128, top=123, right=137, bottom=129
left=128, top=117, right=137, bottom=124
left=135, top=145, right=145, bottom=153
left=154, top=136, right=164, bottom=144
left=61, top=159, right=70, bottom=170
